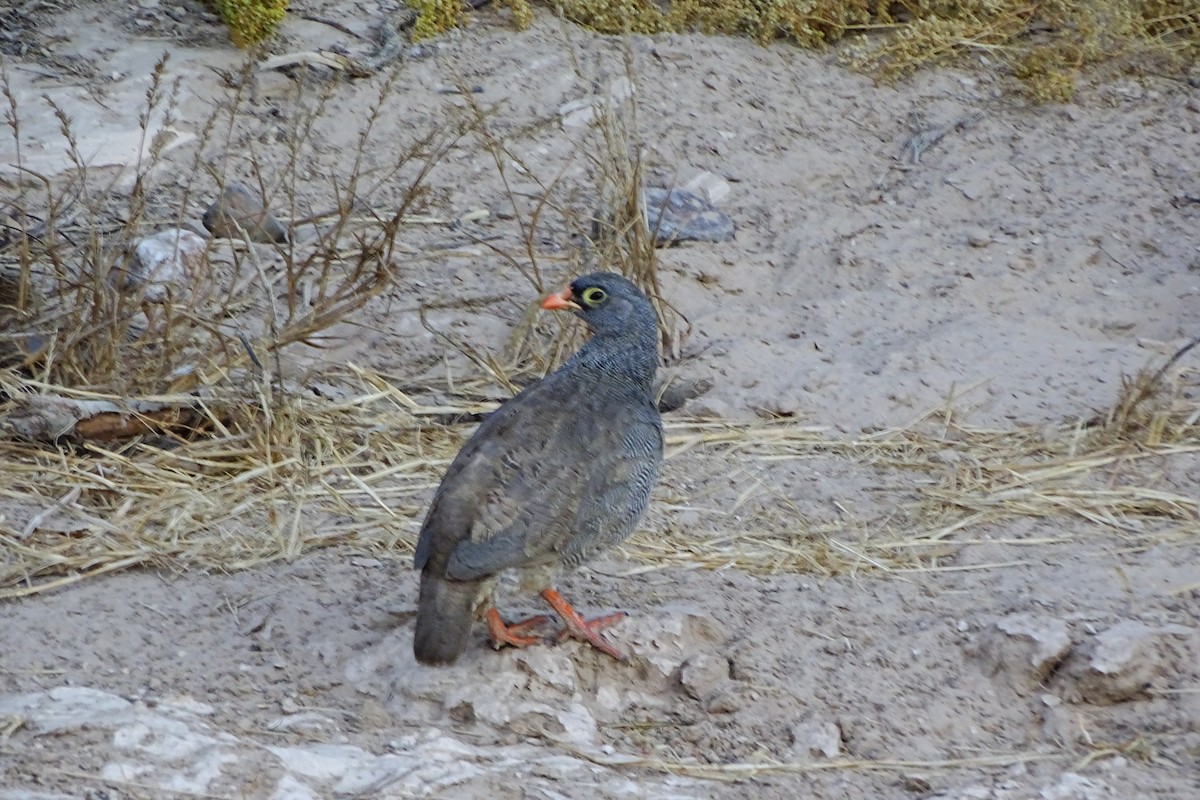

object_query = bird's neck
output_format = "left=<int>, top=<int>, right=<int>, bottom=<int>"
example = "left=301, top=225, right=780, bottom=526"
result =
left=570, top=325, right=659, bottom=392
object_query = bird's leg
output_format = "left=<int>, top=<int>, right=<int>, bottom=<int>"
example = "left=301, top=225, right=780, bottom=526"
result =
left=485, top=608, right=552, bottom=650
left=540, top=588, right=628, bottom=662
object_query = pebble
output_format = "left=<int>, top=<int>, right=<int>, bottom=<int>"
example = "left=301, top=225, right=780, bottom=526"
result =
left=970, top=613, right=1072, bottom=696
left=559, top=77, right=635, bottom=128
left=789, top=716, right=842, bottom=759
left=704, top=688, right=741, bottom=714
left=644, top=187, right=735, bottom=245
left=678, top=652, right=730, bottom=701
left=203, top=182, right=289, bottom=243
left=966, top=228, right=992, bottom=247
left=117, top=228, right=208, bottom=303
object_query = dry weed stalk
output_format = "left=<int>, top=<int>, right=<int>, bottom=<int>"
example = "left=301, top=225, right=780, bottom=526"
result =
left=436, top=44, right=688, bottom=394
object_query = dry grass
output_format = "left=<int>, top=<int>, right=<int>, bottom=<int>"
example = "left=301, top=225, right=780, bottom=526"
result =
left=2, top=48, right=1199, bottom=601
left=3, top=360, right=1197, bottom=598
left=499, top=0, right=1200, bottom=101
left=572, top=744, right=1057, bottom=781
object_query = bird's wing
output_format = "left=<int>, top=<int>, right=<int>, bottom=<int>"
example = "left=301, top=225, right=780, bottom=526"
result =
left=560, top=409, right=662, bottom=567
left=414, top=371, right=600, bottom=580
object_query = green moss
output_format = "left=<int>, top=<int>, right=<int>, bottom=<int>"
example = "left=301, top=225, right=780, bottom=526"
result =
left=510, top=0, right=535, bottom=29
left=410, top=0, right=467, bottom=40
left=204, top=0, right=1199, bottom=100
left=210, top=0, right=289, bottom=48
left=667, top=0, right=871, bottom=47
left=554, top=0, right=667, bottom=35
left=1014, top=44, right=1082, bottom=104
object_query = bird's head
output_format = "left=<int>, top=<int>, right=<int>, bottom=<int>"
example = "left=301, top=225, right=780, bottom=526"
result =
left=541, top=272, right=656, bottom=339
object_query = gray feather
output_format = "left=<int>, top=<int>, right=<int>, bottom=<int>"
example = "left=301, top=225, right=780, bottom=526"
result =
left=412, top=573, right=483, bottom=665
left=412, top=272, right=664, bottom=664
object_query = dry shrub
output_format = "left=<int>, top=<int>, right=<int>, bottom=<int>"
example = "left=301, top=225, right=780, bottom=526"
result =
left=490, top=0, right=1198, bottom=100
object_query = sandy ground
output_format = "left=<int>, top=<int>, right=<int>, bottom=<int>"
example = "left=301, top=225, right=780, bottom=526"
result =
left=2, top=1, right=1200, bottom=798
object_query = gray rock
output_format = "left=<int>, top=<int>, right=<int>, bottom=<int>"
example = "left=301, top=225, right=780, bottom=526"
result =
left=346, top=609, right=728, bottom=738
left=203, top=182, right=289, bottom=243
left=644, top=187, right=735, bottom=245
left=655, top=376, right=714, bottom=413
left=678, top=652, right=730, bottom=701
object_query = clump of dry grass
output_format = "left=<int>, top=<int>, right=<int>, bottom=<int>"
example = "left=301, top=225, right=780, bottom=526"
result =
left=1, top=58, right=466, bottom=400
left=0, top=56, right=473, bottom=595
left=409, top=0, right=1200, bottom=102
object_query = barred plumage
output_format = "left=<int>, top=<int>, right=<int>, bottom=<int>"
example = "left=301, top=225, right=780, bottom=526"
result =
left=412, top=273, right=664, bottom=665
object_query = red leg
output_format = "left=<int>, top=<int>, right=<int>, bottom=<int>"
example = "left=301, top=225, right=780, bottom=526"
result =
left=486, top=608, right=552, bottom=650
left=540, top=588, right=628, bottom=662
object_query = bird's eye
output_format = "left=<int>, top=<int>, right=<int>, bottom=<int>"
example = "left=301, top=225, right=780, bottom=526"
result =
left=581, top=286, right=607, bottom=306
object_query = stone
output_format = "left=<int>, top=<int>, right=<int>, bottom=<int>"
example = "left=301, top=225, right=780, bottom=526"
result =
left=966, top=228, right=992, bottom=247
left=678, top=653, right=730, bottom=701
left=644, top=187, right=735, bottom=245
left=970, top=614, right=1073, bottom=696
left=789, top=715, right=842, bottom=759
left=1066, top=621, right=1193, bottom=704
left=704, top=688, right=742, bottom=714
left=683, top=171, right=731, bottom=205
left=117, top=228, right=208, bottom=303
left=687, top=396, right=731, bottom=419
left=655, top=376, right=714, bottom=413
left=203, top=182, right=289, bottom=243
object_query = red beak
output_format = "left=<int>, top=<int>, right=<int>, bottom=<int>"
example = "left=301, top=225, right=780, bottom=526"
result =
left=541, top=286, right=581, bottom=311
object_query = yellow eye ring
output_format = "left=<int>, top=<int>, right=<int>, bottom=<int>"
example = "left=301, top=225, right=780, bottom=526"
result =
left=581, top=286, right=607, bottom=306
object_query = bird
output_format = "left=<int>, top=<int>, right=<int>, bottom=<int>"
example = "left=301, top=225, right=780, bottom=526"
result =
left=412, top=271, right=664, bottom=666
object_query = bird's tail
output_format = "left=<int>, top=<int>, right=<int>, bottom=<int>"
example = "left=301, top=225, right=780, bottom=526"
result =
left=413, top=571, right=479, bottom=665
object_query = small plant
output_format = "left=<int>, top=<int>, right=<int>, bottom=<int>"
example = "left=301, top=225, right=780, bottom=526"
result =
left=210, top=0, right=289, bottom=48
left=410, top=0, right=467, bottom=41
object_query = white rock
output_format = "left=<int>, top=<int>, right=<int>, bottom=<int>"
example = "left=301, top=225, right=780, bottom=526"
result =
left=559, top=77, right=635, bottom=128
left=270, top=774, right=321, bottom=800
left=0, top=686, right=134, bottom=733
left=683, top=171, right=731, bottom=205
left=100, top=761, right=154, bottom=782
left=158, top=695, right=216, bottom=717
left=120, top=228, right=208, bottom=303
left=789, top=716, right=842, bottom=759
left=1039, top=772, right=1108, bottom=800
left=971, top=614, right=1072, bottom=696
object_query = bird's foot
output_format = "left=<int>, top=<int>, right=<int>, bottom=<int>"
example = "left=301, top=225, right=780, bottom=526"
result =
left=486, top=608, right=552, bottom=650
left=540, top=588, right=628, bottom=662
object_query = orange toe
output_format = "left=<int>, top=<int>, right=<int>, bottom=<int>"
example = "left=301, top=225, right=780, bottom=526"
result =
left=540, top=588, right=628, bottom=662
left=486, top=609, right=551, bottom=650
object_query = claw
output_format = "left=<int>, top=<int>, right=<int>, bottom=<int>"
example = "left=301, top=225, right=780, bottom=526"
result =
left=486, top=609, right=552, bottom=650
left=540, top=588, right=628, bottom=662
